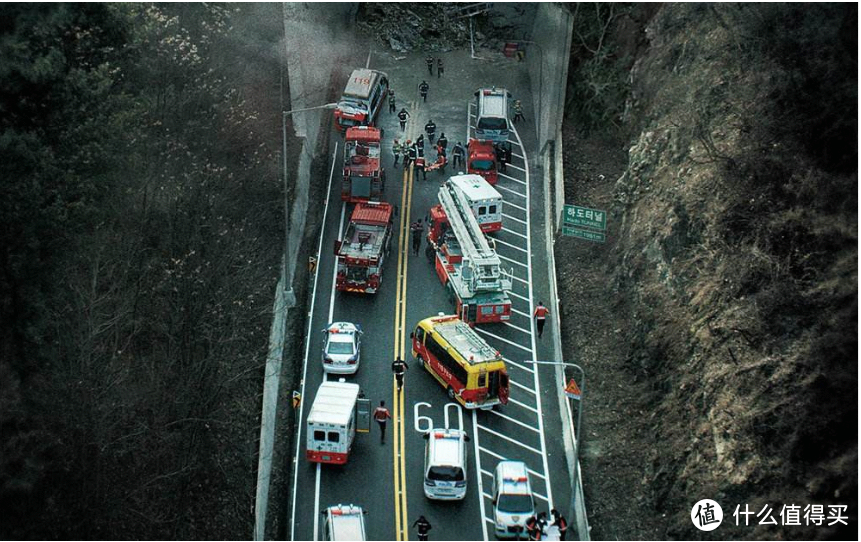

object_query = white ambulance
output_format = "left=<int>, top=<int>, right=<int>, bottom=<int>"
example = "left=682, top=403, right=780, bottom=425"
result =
left=449, top=174, right=504, bottom=233
left=306, top=381, right=362, bottom=465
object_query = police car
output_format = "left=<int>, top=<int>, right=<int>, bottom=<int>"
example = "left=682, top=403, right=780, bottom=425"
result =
left=321, top=504, right=366, bottom=541
left=322, top=322, right=362, bottom=374
left=492, top=461, right=535, bottom=538
left=423, top=428, right=470, bottom=500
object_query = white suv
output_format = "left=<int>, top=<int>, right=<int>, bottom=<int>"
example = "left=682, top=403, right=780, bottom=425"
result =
left=492, top=461, right=534, bottom=538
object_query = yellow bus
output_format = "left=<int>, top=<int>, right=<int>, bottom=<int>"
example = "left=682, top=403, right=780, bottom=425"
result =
left=410, top=315, right=510, bottom=409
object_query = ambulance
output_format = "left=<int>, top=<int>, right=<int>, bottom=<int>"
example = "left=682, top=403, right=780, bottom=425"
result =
left=449, top=174, right=503, bottom=233
left=306, top=381, right=362, bottom=465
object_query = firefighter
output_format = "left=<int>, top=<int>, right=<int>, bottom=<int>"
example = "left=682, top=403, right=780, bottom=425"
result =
left=406, top=141, right=417, bottom=168
left=524, top=516, right=540, bottom=541
left=424, top=119, right=437, bottom=144
left=415, top=154, right=427, bottom=181
left=551, top=509, right=569, bottom=540
left=437, top=57, right=444, bottom=78
left=392, top=139, right=402, bottom=167
left=373, top=401, right=391, bottom=444
left=512, top=99, right=524, bottom=123
left=452, top=141, right=465, bottom=169
left=389, top=90, right=396, bottom=113
left=413, top=516, right=432, bottom=541
left=392, top=356, right=409, bottom=391
left=425, top=55, right=434, bottom=76
left=398, top=107, right=411, bottom=131
left=437, top=132, right=448, bottom=152
left=419, top=80, right=429, bottom=102
left=533, top=301, right=550, bottom=338
left=495, top=143, right=506, bottom=172
left=416, top=134, right=425, bottom=157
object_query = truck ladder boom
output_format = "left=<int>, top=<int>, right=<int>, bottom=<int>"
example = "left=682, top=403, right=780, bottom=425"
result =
left=438, top=182, right=499, bottom=267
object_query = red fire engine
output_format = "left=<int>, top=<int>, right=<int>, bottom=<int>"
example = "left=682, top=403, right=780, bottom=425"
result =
left=426, top=176, right=512, bottom=324
left=467, top=139, right=498, bottom=185
left=342, top=126, right=385, bottom=202
left=334, top=201, right=393, bottom=294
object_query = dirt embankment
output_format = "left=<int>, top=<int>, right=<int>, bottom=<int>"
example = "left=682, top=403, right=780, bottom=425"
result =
left=558, top=4, right=857, bottom=540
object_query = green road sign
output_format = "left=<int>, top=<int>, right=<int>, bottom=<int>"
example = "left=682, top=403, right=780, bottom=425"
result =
left=563, top=204, right=607, bottom=231
left=562, top=226, right=606, bottom=243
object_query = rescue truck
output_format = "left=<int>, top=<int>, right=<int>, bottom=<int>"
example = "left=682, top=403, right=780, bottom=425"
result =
left=342, top=126, right=385, bottom=202
left=334, top=68, right=389, bottom=132
left=334, top=201, right=393, bottom=294
left=467, top=138, right=498, bottom=185
left=411, top=314, right=510, bottom=409
left=306, top=381, right=362, bottom=465
left=426, top=176, right=511, bottom=324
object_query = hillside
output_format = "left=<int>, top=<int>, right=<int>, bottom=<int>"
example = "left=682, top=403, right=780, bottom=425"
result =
left=558, top=3, right=857, bottom=539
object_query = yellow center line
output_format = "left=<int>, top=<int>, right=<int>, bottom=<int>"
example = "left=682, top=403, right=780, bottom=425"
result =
left=393, top=103, right=416, bottom=541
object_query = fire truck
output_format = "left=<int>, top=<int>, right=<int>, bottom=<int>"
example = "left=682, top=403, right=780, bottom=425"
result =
left=467, top=139, right=498, bottom=185
left=342, top=126, right=385, bottom=202
left=335, top=201, right=393, bottom=294
left=426, top=176, right=512, bottom=324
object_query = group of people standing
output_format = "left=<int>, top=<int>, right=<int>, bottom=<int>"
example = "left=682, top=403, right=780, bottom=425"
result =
left=525, top=509, right=569, bottom=540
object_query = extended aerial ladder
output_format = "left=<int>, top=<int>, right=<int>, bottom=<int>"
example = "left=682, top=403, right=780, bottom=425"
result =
left=428, top=178, right=513, bottom=324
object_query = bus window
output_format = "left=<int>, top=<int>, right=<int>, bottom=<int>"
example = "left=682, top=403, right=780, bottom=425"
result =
left=415, top=327, right=426, bottom=344
left=478, top=372, right=487, bottom=388
left=481, top=306, right=494, bottom=316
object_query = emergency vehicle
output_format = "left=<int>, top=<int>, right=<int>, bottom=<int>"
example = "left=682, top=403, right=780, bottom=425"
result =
left=423, top=428, right=470, bottom=500
left=321, top=504, right=367, bottom=541
left=334, top=69, right=389, bottom=132
left=342, top=126, right=385, bottom=202
left=492, top=461, right=535, bottom=539
left=474, top=87, right=511, bottom=142
left=450, top=174, right=503, bottom=233
left=426, top=176, right=511, bottom=324
left=335, top=201, right=393, bottom=294
left=411, top=314, right=509, bottom=409
left=321, top=322, right=362, bottom=374
left=306, top=381, right=361, bottom=464
left=467, top=139, right=498, bottom=185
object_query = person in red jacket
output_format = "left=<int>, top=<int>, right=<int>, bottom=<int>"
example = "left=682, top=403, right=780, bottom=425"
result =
left=373, top=401, right=392, bottom=444
left=533, top=301, right=550, bottom=338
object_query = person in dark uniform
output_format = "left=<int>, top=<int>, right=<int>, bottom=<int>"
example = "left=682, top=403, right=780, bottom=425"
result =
left=419, top=80, right=429, bottom=102
left=437, top=132, right=448, bottom=152
left=416, top=134, right=425, bottom=157
left=452, top=142, right=465, bottom=169
left=388, top=90, right=396, bottom=113
left=424, top=119, right=437, bottom=144
left=406, top=142, right=417, bottom=169
left=551, top=509, right=569, bottom=540
left=413, top=516, right=432, bottom=541
left=398, top=107, right=411, bottom=131
left=392, top=356, right=409, bottom=391
left=425, top=55, right=434, bottom=76
left=437, top=57, right=444, bottom=78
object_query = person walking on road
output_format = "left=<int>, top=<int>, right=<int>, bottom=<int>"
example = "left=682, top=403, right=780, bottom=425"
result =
left=512, top=99, right=524, bottom=123
left=533, top=301, right=550, bottom=338
left=416, top=134, right=425, bottom=157
left=392, top=139, right=402, bottom=167
left=424, top=119, right=437, bottom=144
left=551, top=509, right=569, bottom=540
left=452, top=141, right=465, bottom=169
left=373, top=401, right=391, bottom=444
left=389, top=90, right=397, bottom=113
left=419, top=80, right=430, bottom=102
left=406, top=141, right=417, bottom=168
left=413, top=516, right=433, bottom=541
left=398, top=107, right=411, bottom=131
left=437, top=132, right=448, bottom=152
left=425, top=55, right=434, bottom=76
left=415, top=155, right=427, bottom=181
left=392, top=356, right=409, bottom=391
left=410, top=220, right=423, bottom=255
left=436, top=57, right=444, bottom=78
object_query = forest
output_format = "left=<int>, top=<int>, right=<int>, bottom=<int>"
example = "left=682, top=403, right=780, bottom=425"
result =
left=0, top=4, right=285, bottom=538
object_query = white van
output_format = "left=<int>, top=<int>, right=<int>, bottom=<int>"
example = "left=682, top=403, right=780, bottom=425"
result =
left=474, top=87, right=511, bottom=142
left=306, top=381, right=361, bottom=465
left=322, top=504, right=367, bottom=541
left=492, top=461, right=535, bottom=538
left=449, top=174, right=504, bottom=233
left=423, top=428, right=470, bottom=500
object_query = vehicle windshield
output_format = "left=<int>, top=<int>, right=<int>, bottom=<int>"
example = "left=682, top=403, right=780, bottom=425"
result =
left=477, top=117, right=508, bottom=131
left=470, top=159, right=495, bottom=171
left=428, top=466, right=465, bottom=482
left=327, top=341, right=355, bottom=355
left=497, top=494, right=533, bottom=513
left=339, top=97, right=368, bottom=111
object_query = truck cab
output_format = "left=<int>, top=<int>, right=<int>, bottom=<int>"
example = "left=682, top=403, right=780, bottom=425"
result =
left=467, top=139, right=498, bottom=185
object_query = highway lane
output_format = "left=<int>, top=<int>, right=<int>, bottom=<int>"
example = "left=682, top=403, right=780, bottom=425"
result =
left=289, top=49, right=572, bottom=541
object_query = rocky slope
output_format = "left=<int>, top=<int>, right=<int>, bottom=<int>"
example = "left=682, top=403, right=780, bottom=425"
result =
left=559, top=3, right=857, bottom=540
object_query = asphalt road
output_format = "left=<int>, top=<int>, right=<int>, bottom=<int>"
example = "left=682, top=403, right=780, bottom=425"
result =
left=289, top=48, right=572, bottom=541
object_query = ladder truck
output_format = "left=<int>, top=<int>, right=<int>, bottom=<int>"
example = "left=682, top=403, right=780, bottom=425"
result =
left=426, top=175, right=513, bottom=324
